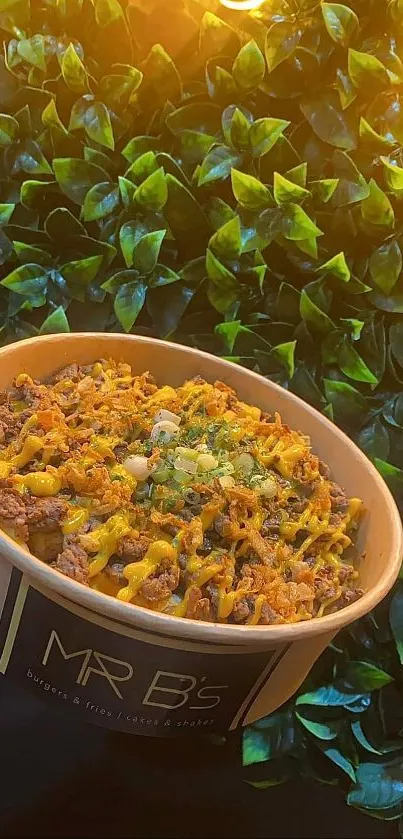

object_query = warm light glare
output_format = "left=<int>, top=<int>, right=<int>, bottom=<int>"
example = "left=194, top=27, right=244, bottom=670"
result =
left=219, top=0, right=265, bottom=9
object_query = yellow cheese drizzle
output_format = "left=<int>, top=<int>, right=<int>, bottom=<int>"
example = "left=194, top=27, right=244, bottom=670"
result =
left=62, top=507, right=89, bottom=535
left=88, top=514, right=132, bottom=579
left=117, top=540, right=177, bottom=603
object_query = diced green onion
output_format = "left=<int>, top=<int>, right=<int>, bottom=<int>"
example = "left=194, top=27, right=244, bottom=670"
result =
left=173, top=469, right=194, bottom=485
left=174, top=456, right=198, bottom=475
left=197, top=453, right=218, bottom=472
left=233, top=453, right=255, bottom=477
left=151, top=465, right=172, bottom=484
left=175, top=446, right=199, bottom=462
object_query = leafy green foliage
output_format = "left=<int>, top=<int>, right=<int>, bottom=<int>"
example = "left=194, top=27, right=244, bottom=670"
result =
left=244, top=594, right=403, bottom=820
left=2, top=2, right=403, bottom=817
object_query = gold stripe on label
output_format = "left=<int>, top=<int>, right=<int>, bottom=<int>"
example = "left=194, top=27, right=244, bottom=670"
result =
left=228, top=644, right=288, bottom=731
left=0, top=578, right=28, bottom=674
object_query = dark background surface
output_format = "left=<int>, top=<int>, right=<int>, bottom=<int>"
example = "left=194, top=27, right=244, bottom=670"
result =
left=0, top=677, right=397, bottom=839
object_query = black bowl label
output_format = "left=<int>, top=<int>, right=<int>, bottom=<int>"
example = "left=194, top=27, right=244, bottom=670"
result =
left=0, top=566, right=288, bottom=736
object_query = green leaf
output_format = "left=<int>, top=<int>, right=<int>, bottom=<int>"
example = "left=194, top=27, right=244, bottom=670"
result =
left=126, top=151, right=158, bottom=184
left=321, top=3, right=359, bottom=46
left=134, top=167, right=167, bottom=212
left=324, top=379, right=367, bottom=421
left=375, top=458, right=403, bottom=492
left=53, top=158, right=110, bottom=204
left=42, top=98, right=68, bottom=136
left=296, top=713, right=339, bottom=741
left=206, top=62, right=237, bottom=103
left=61, top=42, right=89, bottom=93
left=61, top=254, right=103, bottom=302
left=142, top=44, right=182, bottom=105
left=231, top=169, right=272, bottom=211
left=206, top=248, right=238, bottom=290
left=369, top=240, right=402, bottom=295
left=44, top=207, right=86, bottom=239
left=282, top=204, right=323, bottom=241
left=0, top=203, right=14, bottom=224
left=99, top=70, right=142, bottom=107
left=230, top=108, right=250, bottom=150
left=0, top=113, right=18, bottom=146
left=245, top=777, right=291, bottom=790
left=39, top=306, right=70, bottom=335
left=348, top=761, right=403, bottom=810
left=284, top=163, right=307, bottom=188
left=147, top=284, right=194, bottom=338
left=164, top=174, right=209, bottom=238
left=245, top=709, right=297, bottom=761
left=311, top=179, right=339, bottom=203
left=318, top=252, right=350, bottom=282
left=132, top=230, right=165, bottom=275
left=343, top=661, right=394, bottom=691
left=300, top=289, right=334, bottom=333
left=13, top=139, right=52, bottom=176
left=180, top=130, right=216, bottom=166
left=359, top=118, right=395, bottom=152
left=276, top=282, right=300, bottom=323
left=208, top=198, right=236, bottom=232
left=381, top=156, right=403, bottom=197
left=242, top=728, right=269, bottom=767
left=199, top=11, right=240, bottom=60
left=13, top=241, right=52, bottom=266
left=20, top=179, right=55, bottom=210
left=68, top=95, right=91, bottom=131
left=198, top=146, right=242, bottom=187
left=351, top=721, right=384, bottom=756
left=341, top=318, right=364, bottom=341
left=297, top=685, right=364, bottom=707
left=272, top=341, right=296, bottom=378
left=274, top=172, right=309, bottom=205
left=95, top=0, right=124, bottom=26
left=300, top=92, right=357, bottom=151
left=199, top=10, right=239, bottom=58
left=118, top=176, right=136, bottom=208
left=332, top=150, right=369, bottom=206
left=114, top=280, right=146, bottom=332
left=292, top=365, right=325, bottom=408
left=122, top=136, right=157, bottom=163
left=17, top=35, right=46, bottom=71
left=119, top=221, right=141, bottom=268
left=338, top=340, right=378, bottom=385
left=84, top=102, right=114, bottom=151
left=357, top=418, right=390, bottom=460
left=209, top=216, right=242, bottom=261
left=232, top=40, right=265, bottom=91
left=149, top=265, right=181, bottom=288
left=249, top=118, right=289, bottom=158
left=390, top=587, right=403, bottom=665
left=82, top=181, right=120, bottom=222
left=166, top=103, right=221, bottom=137
left=102, top=269, right=139, bottom=293
left=215, top=320, right=242, bottom=354
left=264, top=20, right=301, bottom=73
left=209, top=285, right=238, bottom=317
left=361, top=179, right=394, bottom=229
left=1, top=262, right=48, bottom=295
left=348, top=49, right=389, bottom=91
left=318, top=744, right=356, bottom=782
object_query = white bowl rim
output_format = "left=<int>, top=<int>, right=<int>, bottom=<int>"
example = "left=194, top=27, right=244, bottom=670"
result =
left=0, top=332, right=401, bottom=647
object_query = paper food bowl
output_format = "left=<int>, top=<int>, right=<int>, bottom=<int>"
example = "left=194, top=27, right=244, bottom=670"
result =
left=0, top=333, right=401, bottom=737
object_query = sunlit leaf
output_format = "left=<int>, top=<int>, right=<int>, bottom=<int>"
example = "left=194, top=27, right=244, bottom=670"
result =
left=322, top=3, right=359, bottom=47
